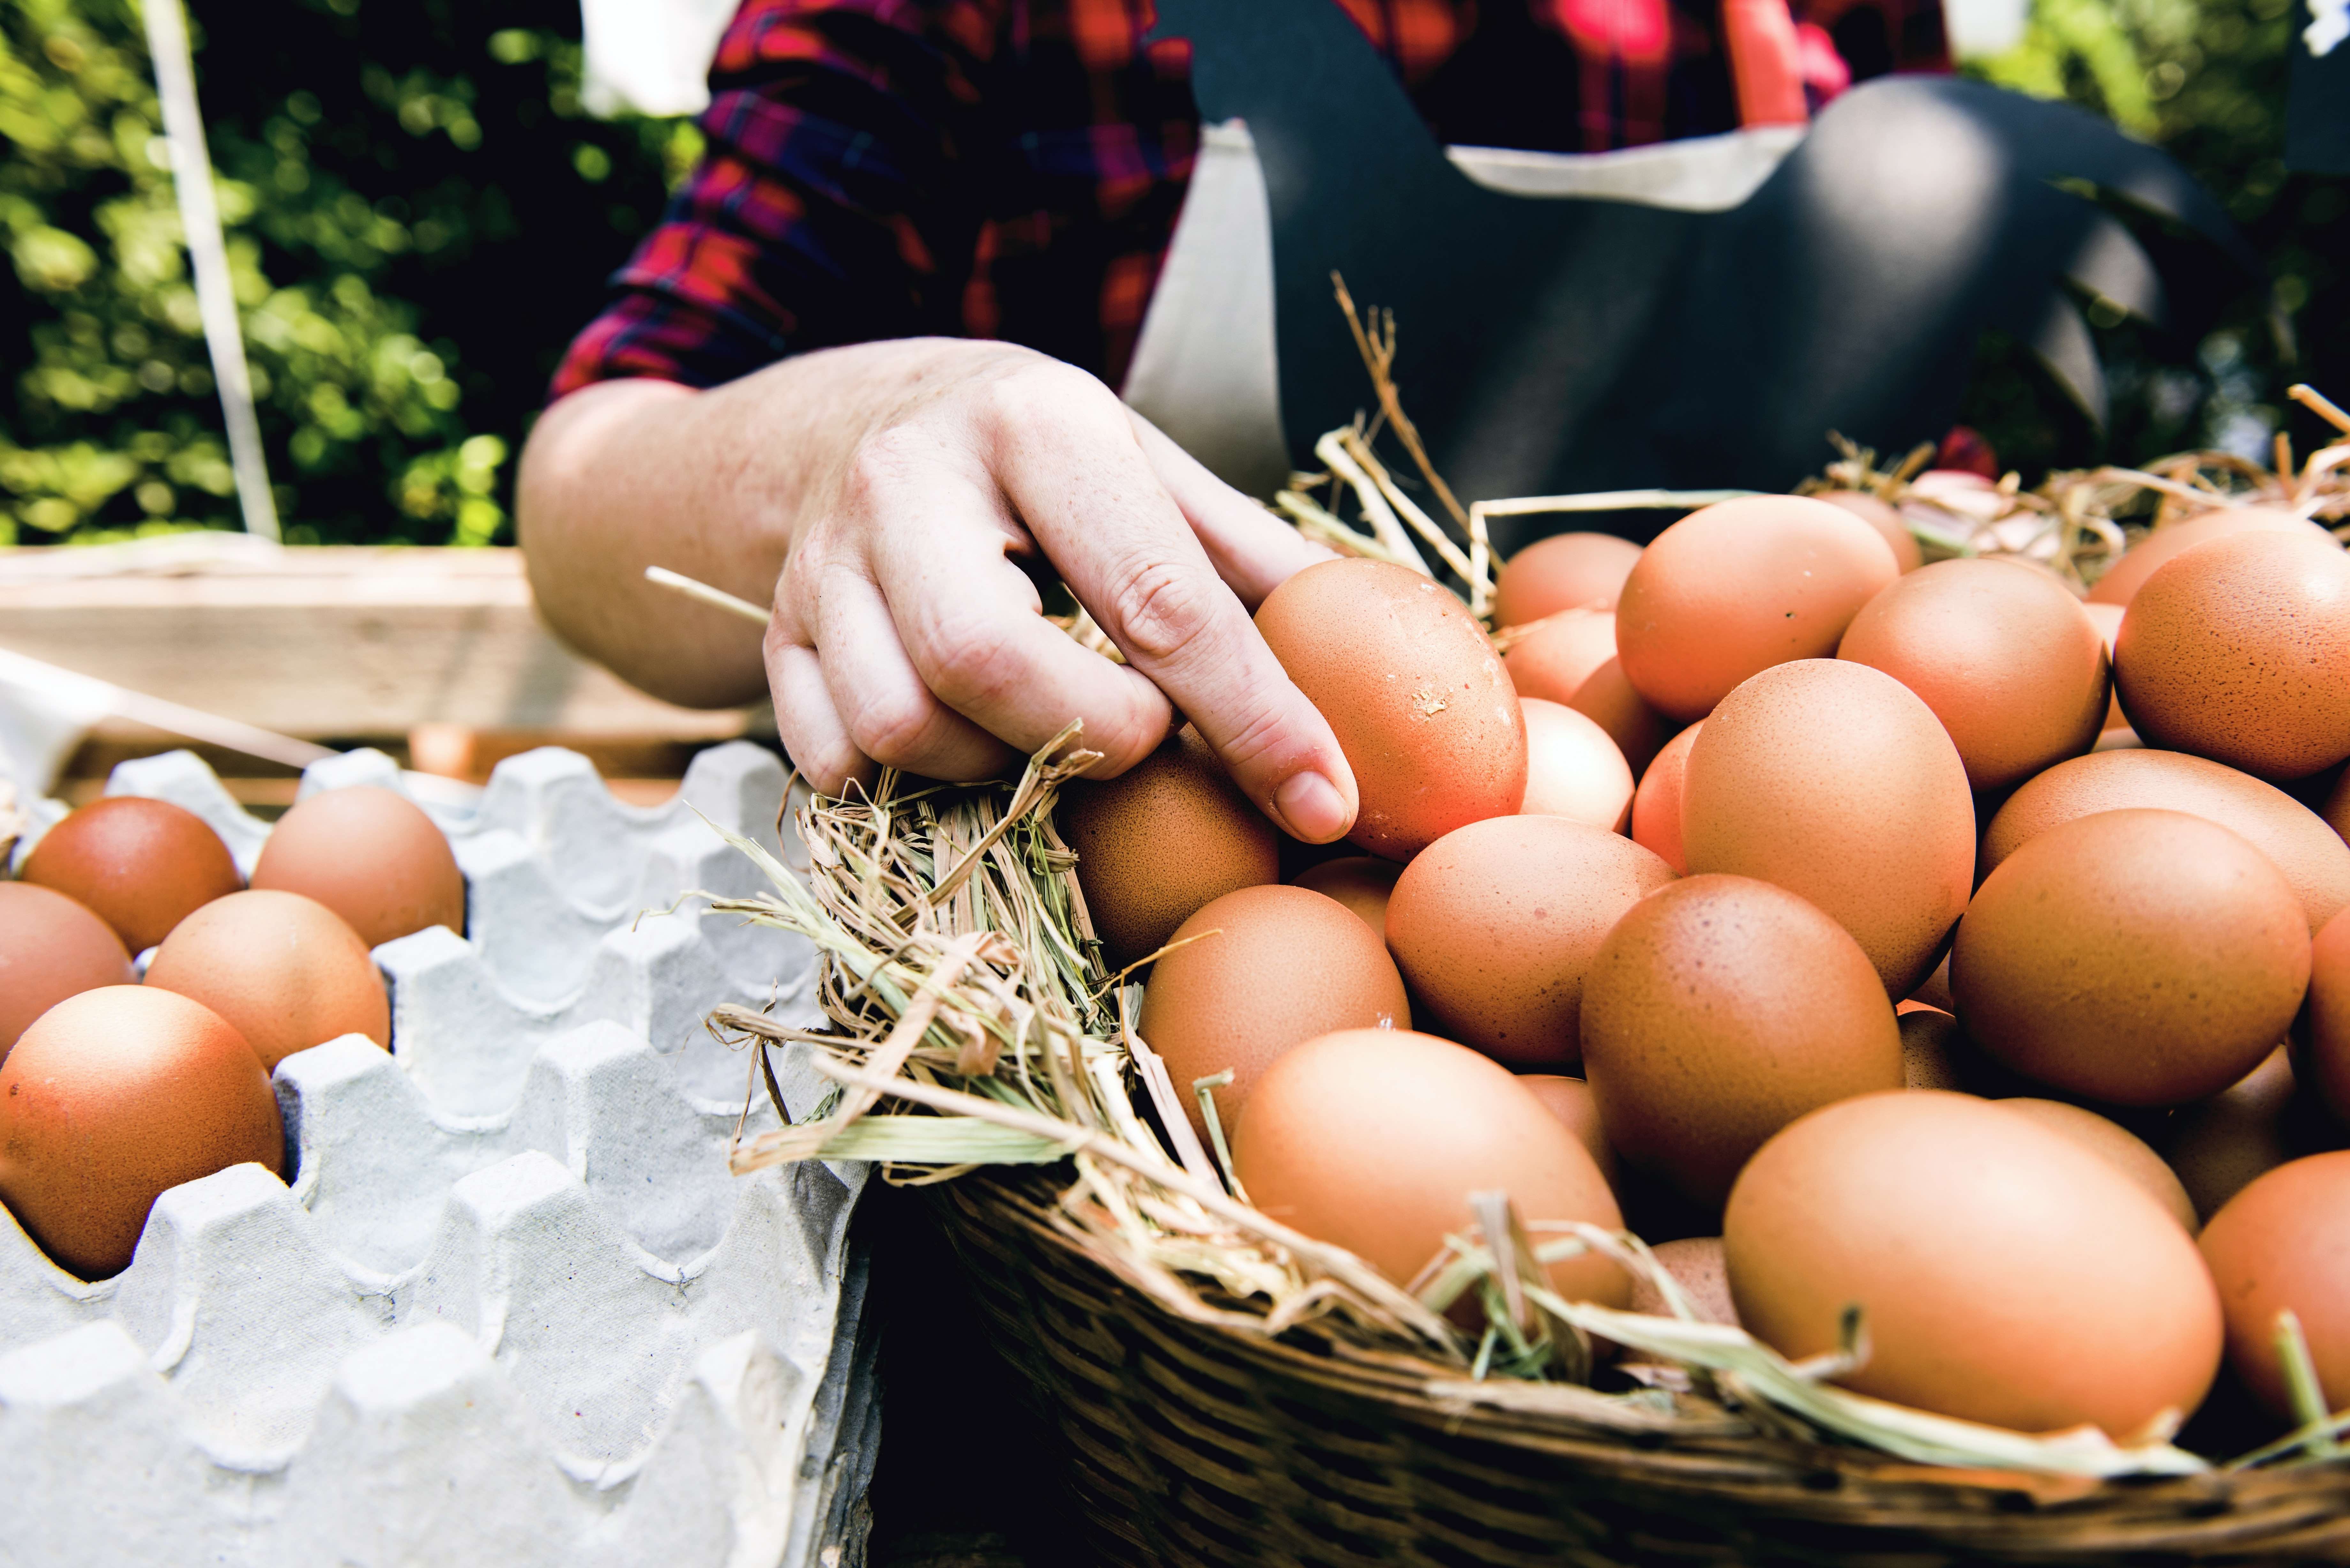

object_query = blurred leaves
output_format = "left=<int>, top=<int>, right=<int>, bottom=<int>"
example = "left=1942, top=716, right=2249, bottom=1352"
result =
left=0, top=0, right=696, bottom=546
left=1959, top=0, right=2347, bottom=474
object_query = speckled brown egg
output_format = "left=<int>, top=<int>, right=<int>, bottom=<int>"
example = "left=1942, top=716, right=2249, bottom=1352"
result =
left=19, top=797, right=242, bottom=955
left=1061, top=726, right=1279, bottom=967
left=1628, top=1235, right=1739, bottom=1325
left=2088, top=506, right=2335, bottom=607
left=0, top=884, right=133, bottom=1055
left=1897, top=1006, right=1970, bottom=1092
left=1256, top=559, right=1526, bottom=859
left=1494, top=532, right=1643, bottom=626
left=2160, top=1050, right=2324, bottom=1225
left=2115, top=531, right=2350, bottom=780
left=1518, top=698, right=1634, bottom=831
left=1580, top=875, right=1902, bottom=1207
left=2199, top=1150, right=2350, bottom=1421
left=1997, top=1098, right=2197, bottom=1232
left=1234, top=1028, right=1629, bottom=1307
left=1138, top=885, right=1407, bottom=1146
left=1836, top=558, right=2109, bottom=791
left=1682, top=660, right=1974, bottom=996
left=250, top=786, right=465, bottom=950
left=1629, top=723, right=1698, bottom=874
left=144, top=890, right=389, bottom=1071
left=0, top=985, right=281, bottom=1278
left=1290, top=856, right=1400, bottom=939
left=1982, top=748, right=2350, bottom=935
left=1519, top=1074, right=1617, bottom=1191
left=1812, top=490, right=1922, bottom=573
left=1727, top=1090, right=2223, bottom=1437
left=1616, top=496, right=1901, bottom=721
left=1386, top=816, right=1675, bottom=1069
left=1952, top=809, right=2308, bottom=1107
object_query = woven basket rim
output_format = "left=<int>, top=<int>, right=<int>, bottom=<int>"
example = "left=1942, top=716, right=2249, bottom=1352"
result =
left=938, top=1162, right=2350, bottom=1550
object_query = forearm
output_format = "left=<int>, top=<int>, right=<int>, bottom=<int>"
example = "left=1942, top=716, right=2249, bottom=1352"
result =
left=515, top=339, right=991, bottom=709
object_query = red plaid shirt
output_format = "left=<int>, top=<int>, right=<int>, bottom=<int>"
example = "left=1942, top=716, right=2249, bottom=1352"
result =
left=552, top=0, right=1947, bottom=398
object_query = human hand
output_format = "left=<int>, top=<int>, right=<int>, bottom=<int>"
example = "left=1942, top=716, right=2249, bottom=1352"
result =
left=766, top=339, right=1358, bottom=842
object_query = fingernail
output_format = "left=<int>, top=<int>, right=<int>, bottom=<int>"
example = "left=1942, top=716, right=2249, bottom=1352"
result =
left=1274, top=770, right=1352, bottom=843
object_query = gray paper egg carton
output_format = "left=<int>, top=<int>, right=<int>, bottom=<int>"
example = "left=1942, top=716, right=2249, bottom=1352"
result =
left=0, top=743, right=874, bottom=1568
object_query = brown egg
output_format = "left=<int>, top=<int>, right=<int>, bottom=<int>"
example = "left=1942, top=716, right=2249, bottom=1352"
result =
left=1982, top=748, right=2350, bottom=935
left=1233, top=1028, right=1629, bottom=1306
left=1137, top=885, right=1407, bottom=1146
left=1564, top=657, right=1669, bottom=775
left=1898, top=1006, right=1968, bottom=1091
left=1060, top=726, right=1279, bottom=967
left=250, top=786, right=465, bottom=950
left=1682, top=660, right=1974, bottom=996
left=1256, top=559, right=1526, bottom=859
left=1616, top=496, right=1901, bottom=721
left=1628, top=1235, right=1739, bottom=1325
left=2297, top=908, right=2350, bottom=1124
left=1836, top=559, right=2109, bottom=791
left=1519, top=1074, right=1617, bottom=1190
left=19, top=797, right=242, bottom=955
left=1518, top=698, right=1634, bottom=831
left=1493, top=532, right=1643, bottom=625
left=2081, top=601, right=2129, bottom=731
left=0, top=884, right=133, bottom=1055
left=2115, top=531, right=2350, bottom=780
left=1581, top=875, right=1903, bottom=1206
left=1501, top=607, right=1616, bottom=703
left=1812, top=490, right=1922, bottom=573
left=143, top=890, right=390, bottom=1071
left=1997, top=1098, right=2198, bottom=1232
left=1726, top=1090, right=2223, bottom=1438
left=0, top=986, right=281, bottom=1278
left=1629, top=723, right=1698, bottom=874
left=2160, top=1050, right=2323, bottom=1224
left=1952, top=809, right=2308, bottom=1107
left=1290, top=856, right=1399, bottom=939
left=2088, top=506, right=2335, bottom=607
left=2200, top=1151, right=2350, bottom=1422
left=1909, top=951, right=1954, bottom=1011
left=1386, top=816, right=1675, bottom=1069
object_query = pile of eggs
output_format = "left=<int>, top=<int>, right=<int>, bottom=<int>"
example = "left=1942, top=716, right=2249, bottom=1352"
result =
left=1065, top=491, right=2350, bottom=1446
left=0, top=787, right=462, bottom=1278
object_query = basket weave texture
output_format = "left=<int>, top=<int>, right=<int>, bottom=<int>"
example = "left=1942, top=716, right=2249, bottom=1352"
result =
left=930, top=1169, right=2350, bottom=1567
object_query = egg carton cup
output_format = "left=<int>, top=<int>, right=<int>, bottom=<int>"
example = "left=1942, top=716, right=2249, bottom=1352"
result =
left=0, top=745, right=875, bottom=1568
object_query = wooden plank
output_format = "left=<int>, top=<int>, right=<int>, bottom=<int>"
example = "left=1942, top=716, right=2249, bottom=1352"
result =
left=0, top=541, right=757, bottom=742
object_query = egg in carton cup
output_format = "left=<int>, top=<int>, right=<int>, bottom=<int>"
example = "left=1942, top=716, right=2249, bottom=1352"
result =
left=0, top=743, right=876, bottom=1568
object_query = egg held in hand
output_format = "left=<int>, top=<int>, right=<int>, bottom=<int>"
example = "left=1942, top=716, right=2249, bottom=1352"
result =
left=1579, top=875, right=1903, bottom=1208
left=252, top=786, right=465, bottom=948
left=1385, top=815, right=1675, bottom=1070
left=0, top=986, right=282, bottom=1279
left=1137, top=884, right=1407, bottom=1148
left=1726, top=1090, right=2223, bottom=1439
left=0, top=883, right=134, bottom=1055
left=144, top=889, right=390, bottom=1071
left=1233, top=1028, right=1629, bottom=1309
left=1255, top=558, right=1526, bottom=859
left=19, top=796, right=242, bottom=955
left=1061, top=726, right=1280, bottom=968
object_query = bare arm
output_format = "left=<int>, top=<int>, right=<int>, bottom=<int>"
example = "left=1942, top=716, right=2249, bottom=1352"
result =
left=517, top=337, right=1358, bottom=842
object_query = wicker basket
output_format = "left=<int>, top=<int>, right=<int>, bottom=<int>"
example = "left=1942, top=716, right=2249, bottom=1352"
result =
left=928, top=1168, right=2350, bottom=1567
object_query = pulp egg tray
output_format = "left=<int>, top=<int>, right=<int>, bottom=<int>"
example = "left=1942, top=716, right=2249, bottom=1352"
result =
left=0, top=744, right=873, bottom=1568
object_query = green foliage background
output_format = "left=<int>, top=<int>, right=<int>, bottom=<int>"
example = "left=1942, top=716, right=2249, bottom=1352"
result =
left=0, top=0, right=2341, bottom=547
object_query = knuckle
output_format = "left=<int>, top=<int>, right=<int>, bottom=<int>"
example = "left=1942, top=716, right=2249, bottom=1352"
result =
left=973, top=360, right=1104, bottom=441
left=1100, top=558, right=1220, bottom=668
left=914, top=613, right=1021, bottom=709
left=845, top=685, right=945, bottom=769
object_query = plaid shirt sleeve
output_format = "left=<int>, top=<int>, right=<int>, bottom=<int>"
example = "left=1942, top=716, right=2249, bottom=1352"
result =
left=551, top=1, right=1011, bottom=397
